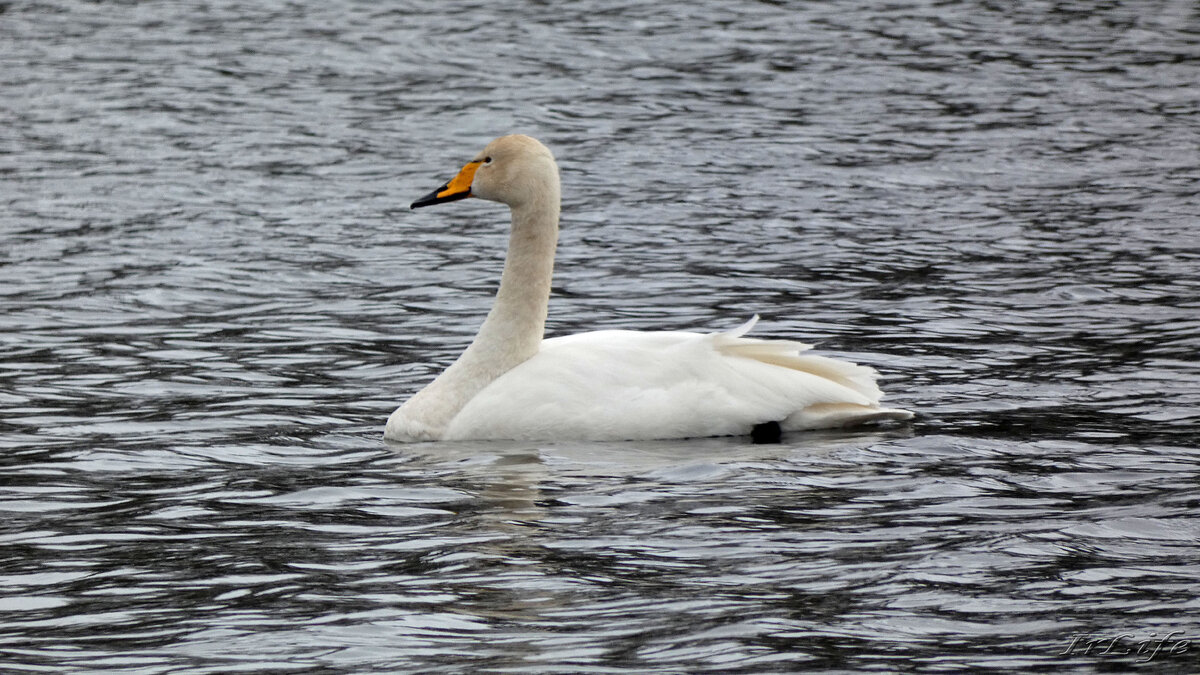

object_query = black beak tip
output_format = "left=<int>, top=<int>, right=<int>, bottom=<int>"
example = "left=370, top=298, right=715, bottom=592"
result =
left=411, top=187, right=444, bottom=209
left=410, top=186, right=470, bottom=210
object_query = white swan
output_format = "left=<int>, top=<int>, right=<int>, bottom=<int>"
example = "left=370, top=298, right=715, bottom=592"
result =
left=385, top=135, right=912, bottom=442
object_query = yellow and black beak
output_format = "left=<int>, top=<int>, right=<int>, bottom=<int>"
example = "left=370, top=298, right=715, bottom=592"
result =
left=411, top=160, right=482, bottom=209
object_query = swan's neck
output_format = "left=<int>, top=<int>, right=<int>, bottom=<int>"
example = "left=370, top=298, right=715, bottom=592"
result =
left=470, top=194, right=559, bottom=364
left=396, top=183, right=560, bottom=438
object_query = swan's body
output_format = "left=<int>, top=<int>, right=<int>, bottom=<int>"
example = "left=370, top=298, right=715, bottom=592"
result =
left=385, top=135, right=911, bottom=442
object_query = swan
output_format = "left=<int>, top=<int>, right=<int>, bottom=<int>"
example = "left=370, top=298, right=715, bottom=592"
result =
left=385, top=134, right=912, bottom=442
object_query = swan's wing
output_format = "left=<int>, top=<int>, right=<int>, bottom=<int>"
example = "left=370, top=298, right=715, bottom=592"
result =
left=443, top=318, right=907, bottom=441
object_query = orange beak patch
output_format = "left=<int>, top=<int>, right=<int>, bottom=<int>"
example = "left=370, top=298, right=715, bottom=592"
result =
left=411, top=160, right=482, bottom=209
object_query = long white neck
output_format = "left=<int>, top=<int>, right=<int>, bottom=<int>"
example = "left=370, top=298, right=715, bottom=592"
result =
left=462, top=190, right=559, bottom=369
left=395, top=175, right=561, bottom=438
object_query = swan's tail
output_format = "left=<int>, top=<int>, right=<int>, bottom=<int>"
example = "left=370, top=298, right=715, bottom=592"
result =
left=715, top=316, right=914, bottom=430
left=714, top=315, right=883, bottom=400
left=784, top=402, right=914, bottom=430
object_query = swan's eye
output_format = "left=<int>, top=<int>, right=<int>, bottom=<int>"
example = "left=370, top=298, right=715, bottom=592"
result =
left=483, top=156, right=493, bottom=164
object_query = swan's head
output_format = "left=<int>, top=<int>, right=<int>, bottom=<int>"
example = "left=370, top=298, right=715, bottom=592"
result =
left=411, top=134, right=558, bottom=210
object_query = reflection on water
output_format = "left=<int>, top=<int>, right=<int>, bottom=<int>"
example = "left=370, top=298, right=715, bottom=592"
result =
left=2, top=0, right=1199, bottom=672
left=5, top=435, right=1199, bottom=672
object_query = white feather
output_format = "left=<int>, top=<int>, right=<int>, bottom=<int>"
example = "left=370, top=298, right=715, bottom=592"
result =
left=444, top=318, right=908, bottom=441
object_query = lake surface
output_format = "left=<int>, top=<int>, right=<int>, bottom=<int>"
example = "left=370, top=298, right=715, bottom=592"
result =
left=3, top=0, right=1199, bottom=672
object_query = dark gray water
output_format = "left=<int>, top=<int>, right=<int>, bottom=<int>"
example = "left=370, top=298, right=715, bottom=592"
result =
left=3, top=0, right=1199, bottom=672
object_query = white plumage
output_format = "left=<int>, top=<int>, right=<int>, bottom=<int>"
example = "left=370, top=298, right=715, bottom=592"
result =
left=385, top=135, right=911, bottom=442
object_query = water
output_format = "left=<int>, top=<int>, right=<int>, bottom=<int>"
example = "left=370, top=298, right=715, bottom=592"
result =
left=3, top=0, right=1199, bottom=671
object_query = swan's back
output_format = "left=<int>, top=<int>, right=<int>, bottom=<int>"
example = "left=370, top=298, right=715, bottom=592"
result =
left=442, top=318, right=910, bottom=441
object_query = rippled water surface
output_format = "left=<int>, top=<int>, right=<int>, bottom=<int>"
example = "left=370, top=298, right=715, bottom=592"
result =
left=3, top=0, right=1200, bottom=672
